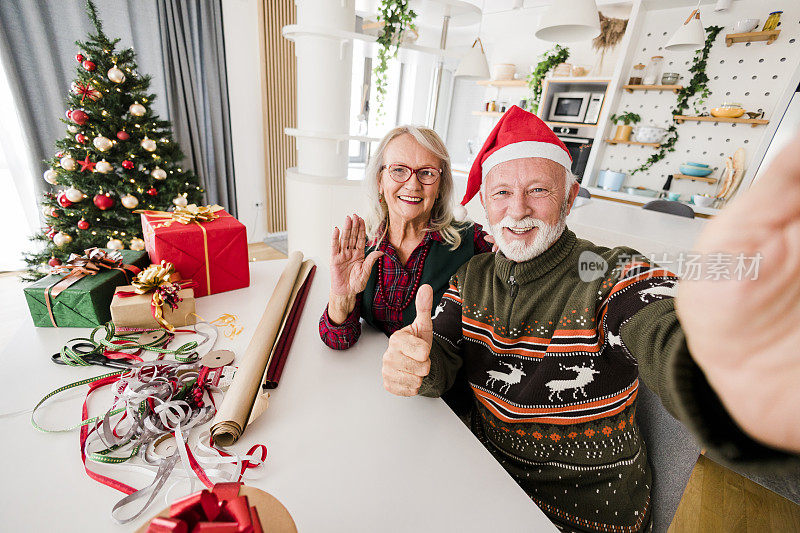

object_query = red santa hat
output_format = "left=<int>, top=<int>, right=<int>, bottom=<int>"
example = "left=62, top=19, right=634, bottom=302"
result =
left=454, top=105, right=572, bottom=220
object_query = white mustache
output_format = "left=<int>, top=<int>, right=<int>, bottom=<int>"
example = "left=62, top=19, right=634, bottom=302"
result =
left=498, top=216, right=543, bottom=231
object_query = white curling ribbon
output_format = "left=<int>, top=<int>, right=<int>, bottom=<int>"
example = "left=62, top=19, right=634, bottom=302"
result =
left=49, top=358, right=266, bottom=524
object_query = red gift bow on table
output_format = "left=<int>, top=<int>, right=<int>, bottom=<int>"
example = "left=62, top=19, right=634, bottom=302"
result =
left=45, top=248, right=141, bottom=327
left=135, top=205, right=228, bottom=295
left=116, top=261, right=196, bottom=332
left=146, top=482, right=263, bottom=533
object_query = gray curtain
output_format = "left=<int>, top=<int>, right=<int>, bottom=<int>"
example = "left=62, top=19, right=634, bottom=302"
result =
left=0, top=0, right=237, bottom=215
left=0, top=0, right=167, bottom=198
left=157, top=0, right=236, bottom=216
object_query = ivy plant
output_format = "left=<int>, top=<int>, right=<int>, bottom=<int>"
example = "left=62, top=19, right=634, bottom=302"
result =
left=630, top=25, right=723, bottom=175
left=526, top=44, right=570, bottom=114
left=374, top=0, right=416, bottom=117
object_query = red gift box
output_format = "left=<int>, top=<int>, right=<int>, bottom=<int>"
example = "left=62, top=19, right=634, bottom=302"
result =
left=140, top=205, right=249, bottom=297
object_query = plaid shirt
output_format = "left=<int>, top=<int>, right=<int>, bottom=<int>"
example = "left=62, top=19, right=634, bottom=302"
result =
left=319, top=224, right=492, bottom=349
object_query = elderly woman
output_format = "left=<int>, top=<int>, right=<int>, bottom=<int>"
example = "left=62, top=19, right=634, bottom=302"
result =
left=319, top=125, right=492, bottom=350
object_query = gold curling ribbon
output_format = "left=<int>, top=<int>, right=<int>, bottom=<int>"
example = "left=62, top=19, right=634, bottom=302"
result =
left=135, top=204, right=224, bottom=295
left=189, top=312, right=243, bottom=339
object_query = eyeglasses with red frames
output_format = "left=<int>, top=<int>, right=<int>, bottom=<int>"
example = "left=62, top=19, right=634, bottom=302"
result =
left=381, top=163, right=442, bottom=185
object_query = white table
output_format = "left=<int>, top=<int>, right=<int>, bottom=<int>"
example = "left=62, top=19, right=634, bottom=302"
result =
left=0, top=260, right=555, bottom=532
left=567, top=197, right=707, bottom=257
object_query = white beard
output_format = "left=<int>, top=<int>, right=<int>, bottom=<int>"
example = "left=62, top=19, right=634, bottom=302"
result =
left=490, top=214, right=566, bottom=262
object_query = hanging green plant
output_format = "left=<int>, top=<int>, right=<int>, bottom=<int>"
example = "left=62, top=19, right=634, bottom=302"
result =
left=630, top=25, right=723, bottom=175
left=525, top=45, right=570, bottom=114
left=374, top=0, right=417, bottom=117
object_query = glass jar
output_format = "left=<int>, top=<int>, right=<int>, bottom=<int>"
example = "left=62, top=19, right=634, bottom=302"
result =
left=628, top=63, right=645, bottom=85
left=642, top=56, right=664, bottom=86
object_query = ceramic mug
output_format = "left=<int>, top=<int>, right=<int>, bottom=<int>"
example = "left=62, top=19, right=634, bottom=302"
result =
left=734, top=18, right=759, bottom=33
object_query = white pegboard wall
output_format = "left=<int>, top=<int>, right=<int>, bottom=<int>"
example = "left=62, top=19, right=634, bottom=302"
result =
left=591, top=0, right=800, bottom=200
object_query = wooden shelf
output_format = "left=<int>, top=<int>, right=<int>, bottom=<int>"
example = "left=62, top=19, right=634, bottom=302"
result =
left=673, top=115, right=769, bottom=127
left=725, top=29, right=781, bottom=47
left=545, top=120, right=598, bottom=128
left=673, top=173, right=718, bottom=183
left=476, top=79, right=526, bottom=88
left=623, top=84, right=683, bottom=93
left=604, top=139, right=661, bottom=147
left=472, top=110, right=503, bottom=117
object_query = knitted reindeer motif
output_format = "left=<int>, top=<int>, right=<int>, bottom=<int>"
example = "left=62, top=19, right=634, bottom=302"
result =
left=485, top=362, right=527, bottom=394
left=545, top=362, right=600, bottom=402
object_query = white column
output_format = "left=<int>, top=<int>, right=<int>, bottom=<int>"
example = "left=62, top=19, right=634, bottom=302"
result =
left=284, top=0, right=360, bottom=263
left=292, top=0, right=354, bottom=178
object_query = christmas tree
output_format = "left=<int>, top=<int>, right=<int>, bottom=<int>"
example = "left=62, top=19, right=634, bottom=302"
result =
left=23, top=0, right=203, bottom=281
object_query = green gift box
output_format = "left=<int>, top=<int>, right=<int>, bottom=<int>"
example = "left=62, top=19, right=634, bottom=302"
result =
left=24, top=248, right=150, bottom=328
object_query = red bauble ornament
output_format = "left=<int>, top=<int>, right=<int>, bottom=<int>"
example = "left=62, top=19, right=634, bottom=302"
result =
left=48, top=257, right=62, bottom=267
left=71, top=109, right=88, bottom=125
left=77, top=219, right=90, bottom=230
left=75, top=133, right=87, bottom=144
left=116, top=131, right=130, bottom=141
left=146, top=188, right=158, bottom=196
left=76, top=54, right=84, bottom=63
left=82, top=60, right=96, bottom=71
left=93, top=194, right=115, bottom=210
left=46, top=227, right=56, bottom=239
left=57, top=192, right=73, bottom=208
left=51, top=209, right=60, bottom=218
left=121, top=160, right=134, bottom=170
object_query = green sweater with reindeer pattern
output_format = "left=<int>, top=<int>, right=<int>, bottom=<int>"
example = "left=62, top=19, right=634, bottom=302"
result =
left=421, top=228, right=795, bottom=533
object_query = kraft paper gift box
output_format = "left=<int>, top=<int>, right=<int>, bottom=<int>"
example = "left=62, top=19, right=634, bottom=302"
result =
left=110, top=285, right=196, bottom=329
left=23, top=248, right=149, bottom=328
left=140, top=206, right=249, bottom=297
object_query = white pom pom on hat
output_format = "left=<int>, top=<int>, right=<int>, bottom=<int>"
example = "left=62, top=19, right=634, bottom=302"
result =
left=453, top=203, right=468, bottom=221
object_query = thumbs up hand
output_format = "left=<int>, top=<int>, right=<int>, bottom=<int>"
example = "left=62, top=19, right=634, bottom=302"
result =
left=382, top=285, right=434, bottom=396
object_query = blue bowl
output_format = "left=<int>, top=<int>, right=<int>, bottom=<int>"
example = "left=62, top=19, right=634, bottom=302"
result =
left=684, top=162, right=709, bottom=168
left=679, top=164, right=713, bottom=177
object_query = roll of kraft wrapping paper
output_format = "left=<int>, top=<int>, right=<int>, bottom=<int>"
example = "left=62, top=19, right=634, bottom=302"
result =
left=211, top=252, right=304, bottom=446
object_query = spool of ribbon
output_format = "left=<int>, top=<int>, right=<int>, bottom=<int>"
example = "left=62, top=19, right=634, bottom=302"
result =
left=44, top=248, right=141, bottom=327
left=146, top=483, right=263, bottom=533
left=117, top=261, right=195, bottom=332
left=135, top=205, right=226, bottom=294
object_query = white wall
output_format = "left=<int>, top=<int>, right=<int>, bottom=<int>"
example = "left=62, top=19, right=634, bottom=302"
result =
left=222, top=0, right=269, bottom=242
left=443, top=3, right=633, bottom=170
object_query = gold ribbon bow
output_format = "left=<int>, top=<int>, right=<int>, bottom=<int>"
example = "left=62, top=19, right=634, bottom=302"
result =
left=135, top=204, right=224, bottom=226
left=131, top=261, right=175, bottom=294
left=126, top=261, right=185, bottom=331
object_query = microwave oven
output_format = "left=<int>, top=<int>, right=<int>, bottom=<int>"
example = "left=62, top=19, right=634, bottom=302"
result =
left=548, top=92, right=605, bottom=124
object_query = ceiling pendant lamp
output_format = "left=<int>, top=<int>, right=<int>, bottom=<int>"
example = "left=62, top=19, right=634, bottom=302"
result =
left=455, top=37, right=490, bottom=78
left=665, top=1, right=705, bottom=52
left=534, top=0, right=600, bottom=43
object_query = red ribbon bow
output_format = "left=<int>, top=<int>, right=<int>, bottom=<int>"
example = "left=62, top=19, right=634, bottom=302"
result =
left=72, top=81, right=102, bottom=102
left=146, top=483, right=262, bottom=533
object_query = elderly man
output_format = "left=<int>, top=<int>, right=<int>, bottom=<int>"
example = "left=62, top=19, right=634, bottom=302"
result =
left=381, top=106, right=799, bottom=532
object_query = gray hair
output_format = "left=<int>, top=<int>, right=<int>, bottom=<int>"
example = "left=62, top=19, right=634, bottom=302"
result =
left=364, top=125, right=466, bottom=250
